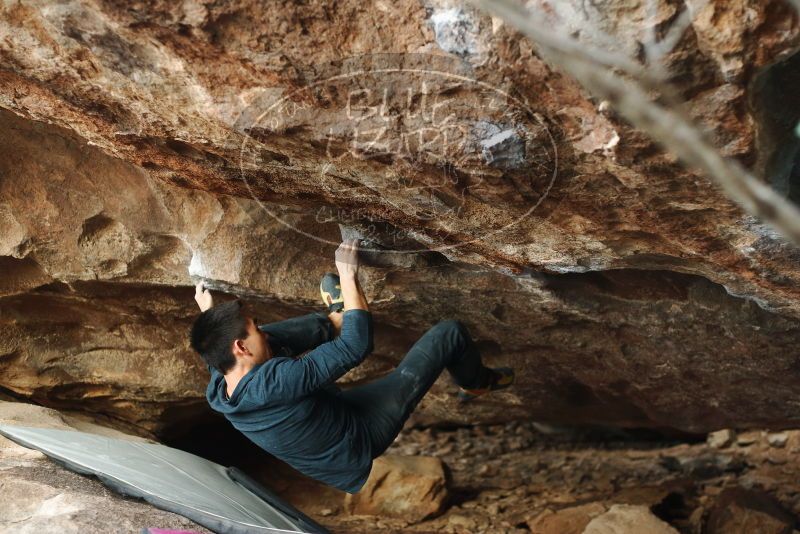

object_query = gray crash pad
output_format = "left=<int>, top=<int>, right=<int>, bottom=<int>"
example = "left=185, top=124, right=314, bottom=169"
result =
left=0, top=424, right=329, bottom=534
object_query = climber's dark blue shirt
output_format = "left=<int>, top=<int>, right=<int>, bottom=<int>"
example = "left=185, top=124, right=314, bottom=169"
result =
left=206, top=309, right=374, bottom=493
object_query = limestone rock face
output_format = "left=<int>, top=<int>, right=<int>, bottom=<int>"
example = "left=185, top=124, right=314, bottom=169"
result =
left=0, top=0, right=800, bottom=436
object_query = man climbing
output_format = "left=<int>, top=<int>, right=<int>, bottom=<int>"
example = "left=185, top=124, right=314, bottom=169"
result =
left=189, top=239, right=514, bottom=493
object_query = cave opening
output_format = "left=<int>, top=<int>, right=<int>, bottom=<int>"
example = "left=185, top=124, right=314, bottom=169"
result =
left=163, top=414, right=266, bottom=469
left=752, top=46, right=800, bottom=205
left=160, top=407, right=704, bottom=496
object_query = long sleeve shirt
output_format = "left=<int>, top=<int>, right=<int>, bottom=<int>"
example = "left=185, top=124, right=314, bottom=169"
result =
left=206, top=309, right=375, bottom=493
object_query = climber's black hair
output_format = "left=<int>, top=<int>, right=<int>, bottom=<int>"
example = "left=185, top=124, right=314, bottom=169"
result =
left=190, top=300, right=248, bottom=374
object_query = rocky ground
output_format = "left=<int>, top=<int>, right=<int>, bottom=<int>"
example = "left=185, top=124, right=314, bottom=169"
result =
left=0, top=399, right=211, bottom=533
left=272, top=420, right=800, bottom=534
left=2, top=453, right=213, bottom=534
left=4, top=396, right=800, bottom=533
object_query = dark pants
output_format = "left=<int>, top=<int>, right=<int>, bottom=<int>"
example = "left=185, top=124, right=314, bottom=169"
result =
left=340, top=319, right=491, bottom=458
left=261, top=314, right=490, bottom=459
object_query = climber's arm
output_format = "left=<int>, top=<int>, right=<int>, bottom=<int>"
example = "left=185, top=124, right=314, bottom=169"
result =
left=257, top=309, right=374, bottom=399
left=192, top=281, right=217, bottom=375
left=336, top=239, right=369, bottom=312
left=256, top=239, right=373, bottom=398
left=251, top=239, right=367, bottom=355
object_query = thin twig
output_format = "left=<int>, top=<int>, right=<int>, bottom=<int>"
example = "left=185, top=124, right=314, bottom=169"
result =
left=645, top=0, right=709, bottom=71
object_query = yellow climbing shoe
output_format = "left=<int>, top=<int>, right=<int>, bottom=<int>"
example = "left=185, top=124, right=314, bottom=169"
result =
left=320, top=272, right=344, bottom=313
left=457, top=367, right=515, bottom=403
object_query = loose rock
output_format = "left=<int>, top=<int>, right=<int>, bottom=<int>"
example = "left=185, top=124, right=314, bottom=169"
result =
left=583, top=504, right=680, bottom=534
left=707, top=429, right=735, bottom=449
left=344, top=455, right=449, bottom=522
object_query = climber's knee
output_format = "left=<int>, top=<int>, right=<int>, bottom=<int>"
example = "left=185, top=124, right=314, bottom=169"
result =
left=433, top=318, right=460, bottom=331
left=432, top=319, right=469, bottom=343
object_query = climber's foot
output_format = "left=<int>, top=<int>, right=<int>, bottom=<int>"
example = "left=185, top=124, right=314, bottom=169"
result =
left=320, top=272, right=344, bottom=313
left=457, top=367, right=515, bottom=403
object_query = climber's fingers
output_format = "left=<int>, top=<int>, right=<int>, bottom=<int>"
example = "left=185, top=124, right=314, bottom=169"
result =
left=194, top=281, right=214, bottom=312
left=335, top=239, right=361, bottom=273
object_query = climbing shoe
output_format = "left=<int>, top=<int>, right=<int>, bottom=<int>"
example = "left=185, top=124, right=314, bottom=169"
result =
left=457, top=367, right=515, bottom=403
left=320, top=272, right=344, bottom=313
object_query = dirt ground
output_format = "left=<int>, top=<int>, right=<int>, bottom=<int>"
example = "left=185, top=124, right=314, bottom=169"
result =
left=266, top=421, right=800, bottom=533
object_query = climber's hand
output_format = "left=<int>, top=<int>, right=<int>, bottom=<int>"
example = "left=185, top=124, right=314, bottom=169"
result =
left=335, top=239, right=361, bottom=279
left=195, top=281, right=214, bottom=312
left=335, top=239, right=369, bottom=311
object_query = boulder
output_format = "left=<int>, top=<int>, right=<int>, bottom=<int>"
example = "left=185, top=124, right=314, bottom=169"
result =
left=707, top=429, right=736, bottom=449
left=582, top=504, right=679, bottom=534
left=766, top=432, right=789, bottom=448
left=528, top=502, right=607, bottom=534
left=706, top=488, right=795, bottom=534
left=344, top=455, right=449, bottom=522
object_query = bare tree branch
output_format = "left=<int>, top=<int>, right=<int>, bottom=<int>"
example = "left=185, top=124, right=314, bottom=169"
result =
left=645, top=0, right=709, bottom=71
left=471, top=0, right=800, bottom=244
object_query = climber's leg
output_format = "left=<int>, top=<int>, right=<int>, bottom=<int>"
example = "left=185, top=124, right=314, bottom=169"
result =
left=341, top=319, right=494, bottom=457
left=257, top=311, right=335, bottom=358
left=256, top=273, right=351, bottom=356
